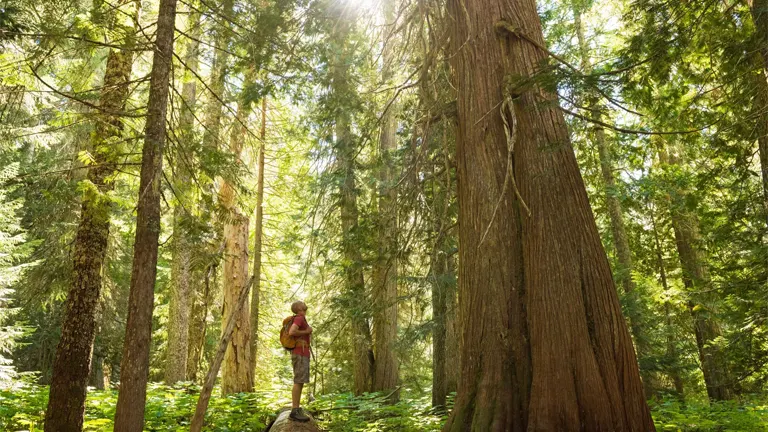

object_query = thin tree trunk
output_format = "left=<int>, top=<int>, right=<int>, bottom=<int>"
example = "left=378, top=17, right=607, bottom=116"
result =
left=372, top=0, right=399, bottom=399
left=219, top=87, right=253, bottom=394
left=88, top=350, right=105, bottom=390
left=430, top=192, right=447, bottom=410
left=330, top=14, right=373, bottom=396
left=431, top=137, right=454, bottom=409
left=443, top=0, right=654, bottom=429
left=656, top=142, right=732, bottom=401
left=44, top=2, right=138, bottom=430
left=250, top=97, right=266, bottom=378
left=113, top=0, right=177, bottom=426
left=444, top=253, right=458, bottom=396
left=165, top=6, right=201, bottom=385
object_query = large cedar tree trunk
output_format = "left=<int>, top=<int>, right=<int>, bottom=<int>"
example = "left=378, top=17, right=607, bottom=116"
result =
left=44, top=2, right=138, bottom=429
left=330, top=14, right=374, bottom=395
left=113, top=0, right=177, bottom=426
left=219, top=95, right=253, bottom=394
left=372, top=0, right=399, bottom=397
left=442, top=0, right=654, bottom=430
left=165, top=6, right=201, bottom=385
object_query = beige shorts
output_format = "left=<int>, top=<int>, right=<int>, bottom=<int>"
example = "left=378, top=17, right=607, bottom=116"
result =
left=291, top=353, right=310, bottom=384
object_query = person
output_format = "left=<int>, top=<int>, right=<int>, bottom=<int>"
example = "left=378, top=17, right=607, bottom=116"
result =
left=288, top=300, right=312, bottom=422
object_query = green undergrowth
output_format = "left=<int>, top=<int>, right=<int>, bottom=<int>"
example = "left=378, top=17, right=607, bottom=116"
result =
left=306, top=391, right=448, bottom=431
left=650, top=397, right=768, bottom=431
left=0, top=383, right=448, bottom=431
left=4, top=385, right=768, bottom=431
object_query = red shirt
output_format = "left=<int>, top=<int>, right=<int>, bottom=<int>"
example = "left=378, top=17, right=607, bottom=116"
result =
left=292, top=315, right=311, bottom=357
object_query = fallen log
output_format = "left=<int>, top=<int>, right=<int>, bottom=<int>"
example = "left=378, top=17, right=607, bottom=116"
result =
left=265, top=408, right=320, bottom=432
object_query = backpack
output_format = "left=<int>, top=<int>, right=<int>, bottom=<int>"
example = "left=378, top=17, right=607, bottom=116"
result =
left=280, top=315, right=298, bottom=350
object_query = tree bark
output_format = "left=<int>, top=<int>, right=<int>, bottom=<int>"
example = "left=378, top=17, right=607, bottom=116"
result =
left=657, top=142, right=732, bottom=401
left=372, top=0, right=399, bottom=399
left=442, top=0, right=654, bottom=430
left=165, top=6, right=201, bottom=385
left=113, top=0, right=177, bottom=426
left=44, top=2, right=138, bottom=430
left=573, top=5, right=648, bottom=392
left=219, top=88, right=253, bottom=394
left=250, top=97, right=266, bottom=378
left=330, top=14, right=373, bottom=396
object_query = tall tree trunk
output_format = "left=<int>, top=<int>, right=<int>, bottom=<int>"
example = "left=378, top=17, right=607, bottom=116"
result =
left=250, top=98, right=266, bottom=378
left=44, top=2, right=138, bottom=430
left=165, top=6, right=201, bottom=385
left=88, top=348, right=105, bottom=390
left=431, top=137, right=454, bottom=409
left=656, top=142, right=732, bottom=401
left=219, top=90, right=253, bottom=394
left=372, top=0, right=399, bottom=398
left=573, top=5, right=649, bottom=392
left=113, top=0, right=177, bottom=426
left=330, top=12, right=373, bottom=396
left=443, top=0, right=654, bottom=430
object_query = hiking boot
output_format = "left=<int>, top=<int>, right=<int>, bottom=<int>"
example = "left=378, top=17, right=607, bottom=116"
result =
left=289, top=407, right=310, bottom=422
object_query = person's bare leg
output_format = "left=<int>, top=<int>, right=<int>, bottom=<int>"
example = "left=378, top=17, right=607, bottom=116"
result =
left=292, top=383, right=303, bottom=409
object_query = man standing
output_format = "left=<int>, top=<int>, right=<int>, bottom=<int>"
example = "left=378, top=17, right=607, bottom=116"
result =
left=288, top=301, right=312, bottom=422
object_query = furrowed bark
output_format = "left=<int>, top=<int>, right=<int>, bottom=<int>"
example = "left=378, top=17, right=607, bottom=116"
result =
left=113, top=0, right=177, bottom=426
left=219, top=93, right=253, bottom=394
left=443, top=0, right=654, bottom=429
left=44, top=2, right=138, bottom=430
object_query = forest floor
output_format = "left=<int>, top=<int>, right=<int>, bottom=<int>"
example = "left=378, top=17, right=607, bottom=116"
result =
left=1, top=383, right=767, bottom=431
